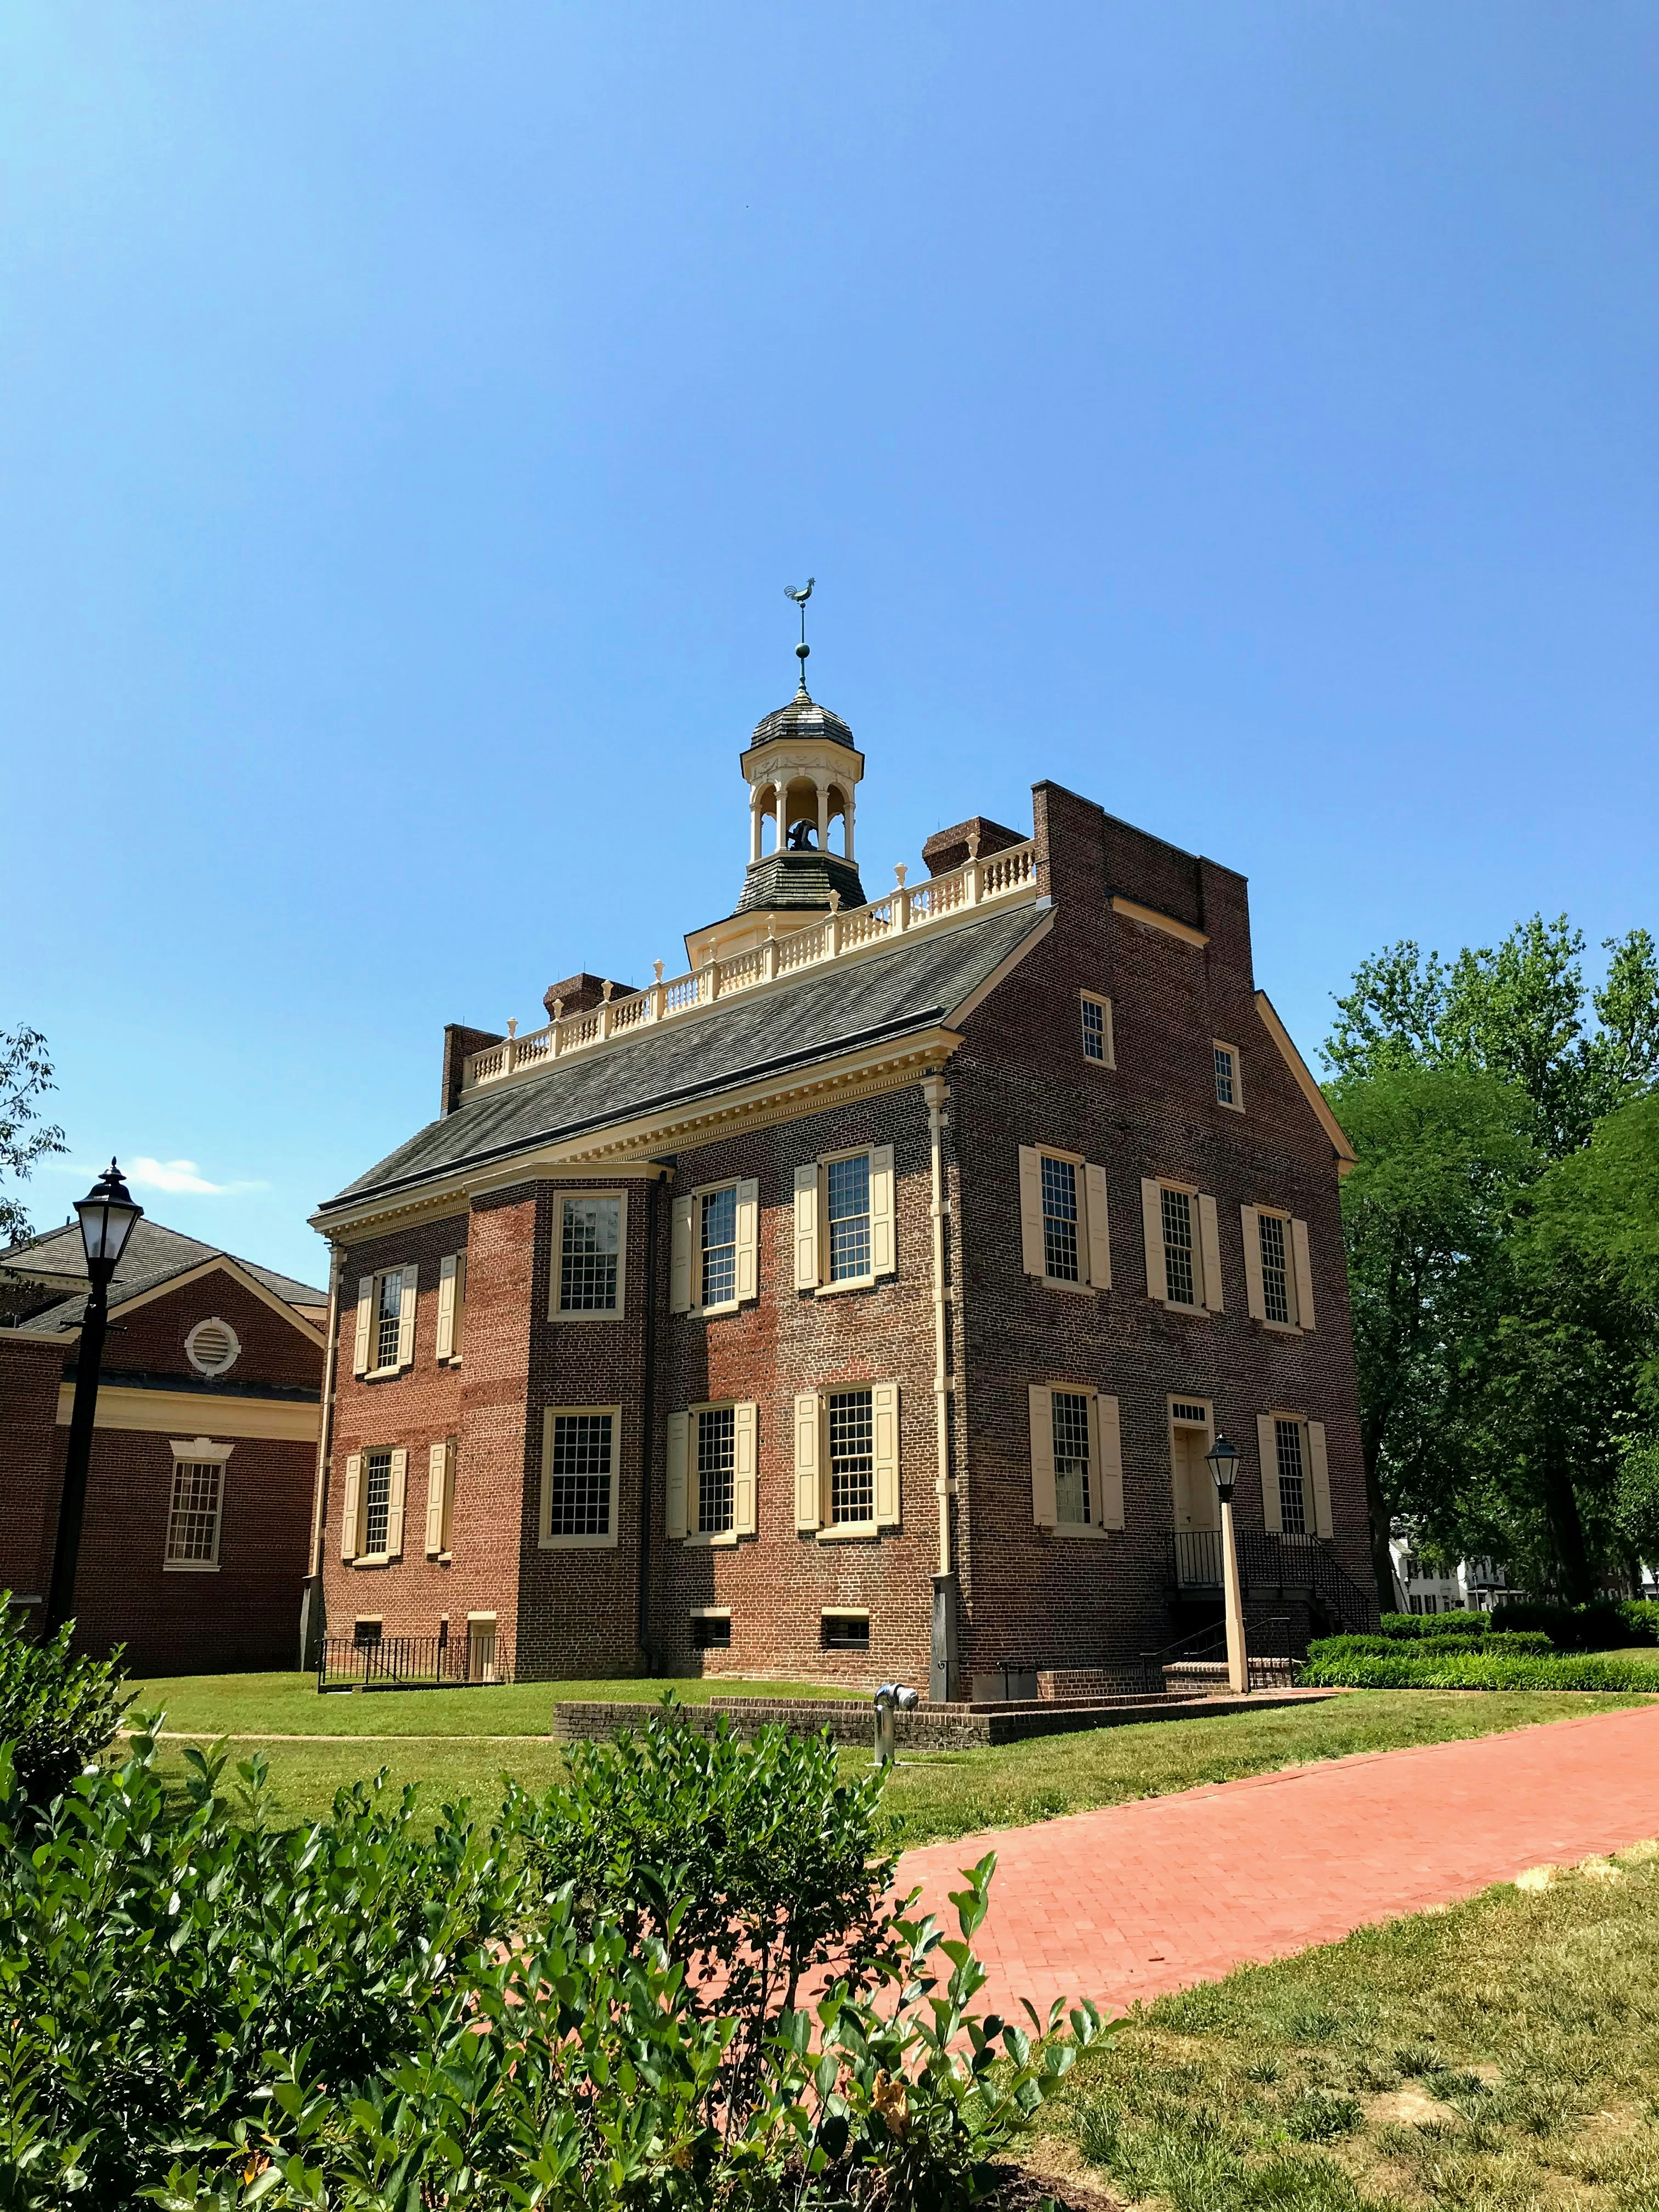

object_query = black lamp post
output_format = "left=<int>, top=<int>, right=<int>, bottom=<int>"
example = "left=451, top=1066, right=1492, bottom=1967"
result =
left=44, top=1160, right=143, bottom=1635
left=1204, top=1431, right=1249, bottom=1694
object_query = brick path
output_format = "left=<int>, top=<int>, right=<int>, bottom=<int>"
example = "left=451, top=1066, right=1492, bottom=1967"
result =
left=897, top=1704, right=1659, bottom=2021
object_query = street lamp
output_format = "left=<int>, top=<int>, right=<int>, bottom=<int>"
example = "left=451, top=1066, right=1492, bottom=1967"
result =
left=44, top=1160, right=143, bottom=1635
left=1205, top=1432, right=1249, bottom=1695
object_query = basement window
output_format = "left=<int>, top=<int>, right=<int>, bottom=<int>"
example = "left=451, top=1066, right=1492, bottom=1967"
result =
left=822, top=1611, right=871, bottom=1652
left=691, top=1613, right=732, bottom=1651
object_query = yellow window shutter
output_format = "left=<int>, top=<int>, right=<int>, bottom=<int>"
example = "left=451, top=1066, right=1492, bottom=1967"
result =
left=451, top=1251, right=466, bottom=1361
left=1028, top=1385, right=1056, bottom=1527
left=396, top=1265, right=419, bottom=1368
left=1257, top=1414, right=1282, bottom=1533
left=670, top=1196, right=695, bottom=1314
left=340, top=1452, right=362, bottom=1560
left=386, top=1447, right=408, bottom=1556
left=735, top=1179, right=760, bottom=1301
left=1197, top=1195, right=1223, bottom=1312
left=1307, top=1419, right=1333, bottom=1537
left=793, top=1165, right=820, bottom=1289
left=1018, top=1146, right=1045, bottom=1276
left=1141, top=1180, right=1167, bottom=1301
left=1241, top=1207, right=1265, bottom=1320
left=1096, top=1392, right=1124, bottom=1528
left=733, top=1400, right=758, bottom=1536
left=425, top=1441, right=448, bottom=1555
left=794, top=1390, right=822, bottom=1528
left=869, top=1146, right=895, bottom=1276
left=442, top=1437, right=456, bottom=1550
left=872, top=1381, right=900, bottom=1526
left=436, top=1255, right=457, bottom=1362
left=1084, top=1163, right=1111, bottom=1289
left=1291, top=1219, right=1316, bottom=1331
left=665, top=1411, right=689, bottom=1539
left=353, top=1279, right=373, bottom=1377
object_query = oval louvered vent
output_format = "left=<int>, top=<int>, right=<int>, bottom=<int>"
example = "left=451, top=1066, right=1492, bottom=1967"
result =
left=185, top=1316, right=241, bottom=1377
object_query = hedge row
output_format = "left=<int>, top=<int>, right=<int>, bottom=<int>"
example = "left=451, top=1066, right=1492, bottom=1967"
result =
left=1377, top=1601, right=1659, bottom=1650
left=1314, top=1630, right=1554, bottom=1663
left=1301, top=1644, right=1659, bottom=1692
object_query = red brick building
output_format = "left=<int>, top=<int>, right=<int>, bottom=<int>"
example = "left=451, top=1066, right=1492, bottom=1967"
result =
left=0, top=1219, right=325, bottom=1674
left=311, top=670, right=1374, bottom=1695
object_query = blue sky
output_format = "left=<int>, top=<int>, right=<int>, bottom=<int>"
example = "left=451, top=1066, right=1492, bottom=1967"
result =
left=4, top=4, right=1655, bottom=1286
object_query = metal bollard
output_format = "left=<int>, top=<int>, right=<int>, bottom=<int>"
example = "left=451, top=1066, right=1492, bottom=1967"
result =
left=872, top=1681, right=919, bottom=1766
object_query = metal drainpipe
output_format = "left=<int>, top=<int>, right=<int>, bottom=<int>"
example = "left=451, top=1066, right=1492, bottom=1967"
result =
left=923, top=1074, right=959, bottom=1701
left=636, top=1170, right=664, bottom=1671
left=300, top=1243, right=344, bottom=1669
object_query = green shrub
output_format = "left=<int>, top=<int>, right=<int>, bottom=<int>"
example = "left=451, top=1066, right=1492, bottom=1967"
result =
left=1300, top=1646, right=1659, bottom=1691
left=1310, top=1630, right=1553, bottom=1664
left=1488, top=1599, right=1659, bottom=1649
left=1377, top=1610, right=1493, bottom=1640
left=0, top=1593, right=132, bottom=1808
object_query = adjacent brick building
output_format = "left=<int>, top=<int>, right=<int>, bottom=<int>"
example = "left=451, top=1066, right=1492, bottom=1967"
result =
left=0, top=1218, right=325, bottom=1673
left=312, top=667, right=1374, bottom=1696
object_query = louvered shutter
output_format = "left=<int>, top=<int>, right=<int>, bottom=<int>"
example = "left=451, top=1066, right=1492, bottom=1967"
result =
left=1307, top=1419, right=1333, bottom=1538
left=1096, top=1393, right=1124, bottom=1529
left=396, top=1265, right=419, bottom=1368
left=436, top=1255, right=458, bottom=1361
left=386, top=1447, right=408, bottom=1556
left=353, top=1279, right=373, bottom=1376
left=872, top=1382, right=900, bottom=1526
left=1018, top=1147, right=1045, bottom=1276
left=794, top=1391, right=822, bottom=1528
left=1241, top=1206, right=1265, bottom=1320
left=1291, top=1219, right=1316, bottom=1331
left=869, top=1147, right=895, bottom=1276
left=425, top=1441, right=449, bottom=1555
left=733, top=1401, right=758, bottom=1536
left=665, top=1412, right=690, bottom=1539
left=450, top=1251, right=466, bottom=1360
left=1257, top=1414, right=1282, bottom=1533
left=670, top=1196, right=695, bottom=1314
left=1197, top=1195, right=1223, bottom=1312
left=793, top=1165, right=820, bottom=1289
left=340, top=1452, right=362, bottom=1560
left=1028, top=1385, right=1056, bottom=1527
left=735, top=1180, right=759, bottom=1301
left=1084, top=1163, right=1111, bottom=1289
left=1141, top=1180, right=1167, bottom=1301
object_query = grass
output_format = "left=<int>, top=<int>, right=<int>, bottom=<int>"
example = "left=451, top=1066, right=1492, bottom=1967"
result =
left=1034, top=1841, right=1659, bottom=2211
left=127, top=1674, right=1652, bottom=1841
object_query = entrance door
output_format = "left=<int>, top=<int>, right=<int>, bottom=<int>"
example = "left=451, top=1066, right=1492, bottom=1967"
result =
left=1171, top=1425, right=1217, bottom=1531
left=467, top=1618, right=498, bottom=1683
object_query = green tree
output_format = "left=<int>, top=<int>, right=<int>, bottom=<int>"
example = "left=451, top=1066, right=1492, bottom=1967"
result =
left=0, top=1024, right=66, bottom=1244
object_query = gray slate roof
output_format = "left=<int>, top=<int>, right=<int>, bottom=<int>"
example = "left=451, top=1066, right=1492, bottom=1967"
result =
left=0, top=1217, right=326, bottom=1336
left=320, top=902, right=1048, bottom=1218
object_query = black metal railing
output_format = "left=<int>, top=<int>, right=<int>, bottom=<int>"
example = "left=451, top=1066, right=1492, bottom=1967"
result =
left=1139, top=1615, right=1292, bottom=1697
left=1173, top=1527, right=1224, bottom=1589
left=317, top=1629, right=516, bottom=1692
left=1235, top=1531, right=1374, bottom=1634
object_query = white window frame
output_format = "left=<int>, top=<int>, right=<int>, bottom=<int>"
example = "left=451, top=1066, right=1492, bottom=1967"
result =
left=340, top=1443, right=409, bottom=1565
left=793, top=1146, right=896, bottom=1296
left=1255, top=1410, right=1334, bottom=1539
left=163, top=1437, right=233, bottom=1571
left=1242, top=1204, right=1316, bottom=1333
left=1028, top=1386, right=1123, bottom=1537
left=551, top=1192, right=629, bottom=1321
left=671, top=1178, right=759, bottom=1318
left=538, top=1404, right=622, bottom=1549
left=1212, top=1041, right=1244, bottom=1113
left=1080, top=990, right=1115, bottom=1068
left=793, top=1381, right=901, bottom=1538
left=354, top=1265, right=419, bottom=1380
left=1140, top=1178, right=1223, bottom=1316
left=664, top=1400, right=758, bottom=1545
left=1019, top=1145, right=1111, bottom=1295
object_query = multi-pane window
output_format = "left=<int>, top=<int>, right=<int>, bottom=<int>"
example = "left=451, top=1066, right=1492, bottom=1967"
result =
left=1259, top=1214, right=1291, bottom=1325
left=362, top=1448, right=393, bottom=1556
left=375, top=1271, right=403, bottom=1370
left=692, top=1614, right=732, bottom=1650
left=701, top=1186, right=737, bottom=1307
left=165, top=1459, right=223, bottom=1566
left=1214, top=1046, right=1237, bottom=1107
left=696, top=1406, right=736, bottom=1536
left=828, top=1389, right=875, bottom=1525
left=1051, top=1391, right=1092, bottom=1526
left=823, top=1612, right=871, bottom=1650
left=826, top=1154, right=872, bottom=1282
left=1041, top=1155, right=1080, bottom=1283
left=1081, top=994, right=1110, bottom=1064
left=561, top=1198, right=621, bottom=1313
left=1161, top=1187, right=1196, bottom=1306
left=1275, top=1419, right=1307, bottom=1536
left=548, top=1412, right=614, bottom=1537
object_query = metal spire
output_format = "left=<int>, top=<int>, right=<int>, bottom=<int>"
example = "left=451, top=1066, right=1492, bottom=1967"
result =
left=783, top=577, right=815, bottom=695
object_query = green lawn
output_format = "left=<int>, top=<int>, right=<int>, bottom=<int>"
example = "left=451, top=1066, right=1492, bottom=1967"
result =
left=127, top=1676, right=1653, bottom=1843
left=1034, top=1842, right=1659, bottom=2211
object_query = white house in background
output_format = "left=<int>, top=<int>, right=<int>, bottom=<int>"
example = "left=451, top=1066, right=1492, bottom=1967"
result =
left=1390, top=1535, right=1511, bottom=1616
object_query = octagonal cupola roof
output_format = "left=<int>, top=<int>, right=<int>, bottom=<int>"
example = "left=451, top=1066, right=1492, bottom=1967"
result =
left=749, top=681, right=859, bottom=753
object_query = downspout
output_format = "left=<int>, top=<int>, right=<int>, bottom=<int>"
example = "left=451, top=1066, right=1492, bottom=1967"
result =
left=922, top=1074, right=960, bottom=1701
left=299, top=1243, right=343, bottom=1669
left=636, top=1170, right=664, bottom=1673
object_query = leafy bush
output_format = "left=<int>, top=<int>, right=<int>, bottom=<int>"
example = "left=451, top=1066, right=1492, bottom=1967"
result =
left=2, top=1713, right=1102, bottom=2208
left=0, top=1593, right=131, bottom=1807
left=1314, top=1630, right=1553, bottom=1661
left=1300, top=1644, right=1659, bottom=1691
left=1489, top=1598, right=1659, bottom=1649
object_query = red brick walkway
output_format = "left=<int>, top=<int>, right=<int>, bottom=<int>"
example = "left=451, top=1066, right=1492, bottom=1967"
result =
left=897, top=1705, right=1659, bottom=2021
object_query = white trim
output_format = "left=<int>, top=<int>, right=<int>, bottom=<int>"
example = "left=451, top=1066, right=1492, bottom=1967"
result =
left=538, top=1403, right=622, bottom=1549
left=1080, top=989, right=1115, bottom=1068
left=551, top=1191, right=630, bottom=1321
left=59, top=1385, right=317, bottom=1443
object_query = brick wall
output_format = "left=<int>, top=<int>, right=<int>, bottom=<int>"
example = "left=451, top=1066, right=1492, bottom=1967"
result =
left=0, top=1334, right=70, bottom=1600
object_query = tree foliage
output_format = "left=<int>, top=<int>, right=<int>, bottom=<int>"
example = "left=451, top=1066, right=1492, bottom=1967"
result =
left=0, top=1023, right=66, bottom=1244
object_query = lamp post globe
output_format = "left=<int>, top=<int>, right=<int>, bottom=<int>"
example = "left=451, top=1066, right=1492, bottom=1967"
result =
left=45, top=1160, right=144, bottom=1635
left=1205, top=1431, right=1240, bottom=1505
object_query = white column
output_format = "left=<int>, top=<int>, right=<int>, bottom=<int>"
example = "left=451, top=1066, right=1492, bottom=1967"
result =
left=816, top=778, right=830, bottom=853
left=844, top=786, right=855, bottom=862
left=1221, top=1494, right=1250, bottom=1694
left=750, top=791, right=764, bottom=864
